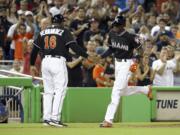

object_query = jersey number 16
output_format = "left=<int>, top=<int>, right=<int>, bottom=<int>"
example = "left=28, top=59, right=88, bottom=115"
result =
left=44, top=35, right=57, bottom=49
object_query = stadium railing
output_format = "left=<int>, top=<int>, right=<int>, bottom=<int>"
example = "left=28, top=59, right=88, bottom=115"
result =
left=0, top=70, right=42, bottom=123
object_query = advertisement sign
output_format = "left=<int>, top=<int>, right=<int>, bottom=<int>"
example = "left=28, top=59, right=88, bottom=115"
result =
left=156, top=91, right=180, bottom=121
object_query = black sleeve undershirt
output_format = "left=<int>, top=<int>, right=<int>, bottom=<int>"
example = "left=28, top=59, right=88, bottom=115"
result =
left=68, top=42, right=88, bottom=58
left=101, top=47, right=113, bottom=58
left=30, top=45, right=40, bottom=66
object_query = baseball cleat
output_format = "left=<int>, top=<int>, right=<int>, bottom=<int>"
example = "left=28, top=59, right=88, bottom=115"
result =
left=99, top=120, right=112, bottom=128
left=43, top=120, right=51, bottom=126
left=49, top=119, right=68, bottom=127
left=147, top=85, right=153, bottom=100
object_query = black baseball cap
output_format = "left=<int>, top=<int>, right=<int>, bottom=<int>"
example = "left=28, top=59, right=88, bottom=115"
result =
left=112, top=15, right=126, bottom=27
left=52, top=14, right=64, bottom=23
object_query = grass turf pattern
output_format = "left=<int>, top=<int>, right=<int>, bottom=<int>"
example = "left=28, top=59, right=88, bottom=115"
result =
left=0, top=123, right=180, bottom=135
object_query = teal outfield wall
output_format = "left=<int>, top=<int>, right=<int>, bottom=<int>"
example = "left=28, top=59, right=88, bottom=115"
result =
left=61, top=87, right=151, bottom=123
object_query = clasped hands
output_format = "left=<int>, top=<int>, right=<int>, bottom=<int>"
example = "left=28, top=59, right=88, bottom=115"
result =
left=87, top=54, right=102, bottom=64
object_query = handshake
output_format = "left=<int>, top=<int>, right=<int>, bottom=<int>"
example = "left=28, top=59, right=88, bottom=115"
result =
left=86, top=54, right=102, bottom=64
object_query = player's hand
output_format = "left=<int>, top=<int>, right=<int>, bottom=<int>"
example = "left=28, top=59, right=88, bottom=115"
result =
left=87, top=54, right=102, bottom=64
left=87, top=55, right=96, bottom=63
left=88, top=52, right=96, bottom=59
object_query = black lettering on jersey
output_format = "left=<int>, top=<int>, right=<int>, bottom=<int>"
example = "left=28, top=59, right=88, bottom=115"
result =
left=40, top=28, right=64, bottom=36
left=111, top=41, right=129, bottom=51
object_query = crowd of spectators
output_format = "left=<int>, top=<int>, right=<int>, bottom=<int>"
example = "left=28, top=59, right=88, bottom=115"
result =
left=0, top=0, right=180, bottom=87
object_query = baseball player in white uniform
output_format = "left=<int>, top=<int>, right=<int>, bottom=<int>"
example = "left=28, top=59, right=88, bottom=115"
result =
left=30, top=14, right=90, bottom=127
left=98, top=15, right=153, bottom=127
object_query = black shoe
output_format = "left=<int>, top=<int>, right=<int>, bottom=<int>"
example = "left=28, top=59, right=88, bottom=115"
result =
left=49, top=119, right=68, bottom=127
left=43, top=120, right=51, bottom=126
left=59, top=121, right=68, bottom=127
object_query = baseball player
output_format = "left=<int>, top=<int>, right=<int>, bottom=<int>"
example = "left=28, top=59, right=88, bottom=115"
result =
left=98, top=15, right=153, bottom=128
left=30, top=14, right=91, bottom=127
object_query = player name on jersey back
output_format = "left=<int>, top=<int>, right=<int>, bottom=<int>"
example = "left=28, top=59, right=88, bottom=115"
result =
left=40, top=28, right=64, bottom=36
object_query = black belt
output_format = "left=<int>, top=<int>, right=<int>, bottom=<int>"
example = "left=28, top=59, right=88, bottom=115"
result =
left=44, top=55, right=61, bottom=59
left=116, top=58, right=130, bottom=62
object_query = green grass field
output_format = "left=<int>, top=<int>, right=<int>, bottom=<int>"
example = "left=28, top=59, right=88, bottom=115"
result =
left=1, top=123, right=180, bottom=135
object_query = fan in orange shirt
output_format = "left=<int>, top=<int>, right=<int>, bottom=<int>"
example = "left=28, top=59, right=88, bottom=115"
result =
left=93, top=47, right=113, bottom=87
left=13, top=23, right=33, bottom=60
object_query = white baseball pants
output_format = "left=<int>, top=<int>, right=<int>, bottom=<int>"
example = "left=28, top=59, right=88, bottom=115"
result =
left=41, top=56, right=68, bottom=121
left=104, top=59, right=149, bottom=123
